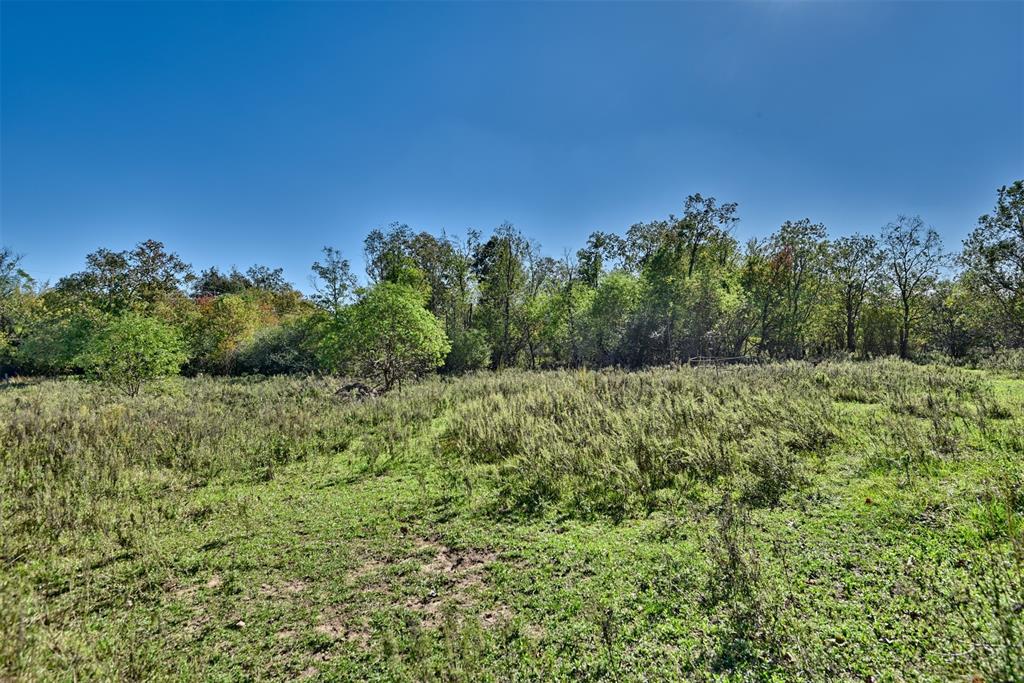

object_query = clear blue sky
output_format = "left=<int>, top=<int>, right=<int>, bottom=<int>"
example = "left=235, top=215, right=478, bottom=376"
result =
left=2, top=1, right=1022, bottom=290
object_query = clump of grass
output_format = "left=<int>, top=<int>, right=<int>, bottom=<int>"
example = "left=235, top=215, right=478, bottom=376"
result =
left=978, top=348, right=1024, bottom=378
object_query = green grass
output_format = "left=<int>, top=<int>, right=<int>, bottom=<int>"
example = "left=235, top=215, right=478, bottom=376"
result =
left=2, top=359, right=1023, bottom=681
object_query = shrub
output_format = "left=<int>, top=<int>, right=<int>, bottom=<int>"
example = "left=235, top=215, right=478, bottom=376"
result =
left=978, top=349, right=1024, bottom=377
left=442, top=328, right=491, bottom=375
left=76, top=312, right=187, bottom=396
left=233, top=319, right=317, bottom=375
left=337, top=283, right=451, bottom=391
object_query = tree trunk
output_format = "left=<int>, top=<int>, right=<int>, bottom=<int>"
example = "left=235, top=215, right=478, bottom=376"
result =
left=845, top=302, right=857, bottom=353
left=899, top=301, right=911, bottom=359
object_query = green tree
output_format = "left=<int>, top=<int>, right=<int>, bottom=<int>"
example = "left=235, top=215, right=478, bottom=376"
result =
left=311, top=246, right=357, bottom=319
left=741, top=238, right=789, bottom=357
left=576, top=231, right=623, bottom=287
left=677, top=193, right=739, bottom=278
left=961, top=180, right=1024, bottom=346
left=583, top=271, right=639, bottom=365
left=192, top=266, right=253, bottom=297
left=638, top=229, right=690, bottom=363
left=443, top=328, right=491, bottom=375
left=828, top=235, right=882, bottom=353
left=18, top=312, right=100, bottom=375
left=0, top=248, right=40, bottom=372
left=881, top=215, right=944, bottom=358
left=340, top=283, right=450, bottom=391
left=767, top=219, right=829, bottom=358
left=924, top=280, right=983, bottom=358
left=78, top=312, right=186, bottom=396
left=55, top=239, right=193, bottom=313
left=473, top=224, right=529, bottom=369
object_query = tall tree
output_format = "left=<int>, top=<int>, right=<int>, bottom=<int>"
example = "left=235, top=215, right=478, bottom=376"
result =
left=621, top=219, right=673, bottom=273
left=0, top=248, right=25, bottom=300
left=741, top=220, right=828, bottom=358
left=961, top=180, right=1024, bottom=345
left=364, top=223, right=415, bottom=285
left=829, top=235, right=882, bottom=353
left=640, top=229, right=690, bottom=363
left=881, top=215, right=944, bottom=359
left=776, top=220, right=828, bottom=357
left=583, top=271, right=639, bottom=366
left=245, top=265, right=292, bottom=294
left=576, top=231, right=623, bottom=287
left=193, top=267, right=252, bottom=297
left=56, top=239, right=193, bottom=313
left=473, top=223, right=529, bottom=369
left=311, top=247, right=357, bottom=319
left=742, top=237, right=790, bottom=357
left=677, top=193, right=739, bottom=277
left=0, top=249, right=38, bottom=370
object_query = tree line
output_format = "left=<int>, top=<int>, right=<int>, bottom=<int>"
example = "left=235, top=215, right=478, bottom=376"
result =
left=0, top=180, right=1021, bottom=392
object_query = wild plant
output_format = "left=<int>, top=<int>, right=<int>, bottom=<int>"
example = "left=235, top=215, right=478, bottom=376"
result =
left=912, top=474, right=1024, bottom=681
left=443, top=363, right=843, bottom=517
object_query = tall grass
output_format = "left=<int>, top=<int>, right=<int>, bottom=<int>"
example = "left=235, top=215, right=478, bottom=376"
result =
left=1, top=358, right=992, bottom=555
left=0, top=375, right=447, bottom=560
left=0, top=358, right=1019, bottom=680
left=441, top=359, right=986, bottom=517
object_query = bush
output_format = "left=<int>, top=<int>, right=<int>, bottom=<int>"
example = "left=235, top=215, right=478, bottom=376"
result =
left=978, top=348, right=1024, bottom=376
left=77, top=312, right=187, bottom=396
left=18, top=312, right=102, bottom=375
left=335, top=283, right=450, bottom=391
left=233, top=320, right=317, bottom=375
left=442, top=328, right=491, bottom=375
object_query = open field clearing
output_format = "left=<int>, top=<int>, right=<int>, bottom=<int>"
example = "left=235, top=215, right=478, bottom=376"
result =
left=5, top=1, right=1022, bottom=679
left=2, top=359, right=1022, bottom=681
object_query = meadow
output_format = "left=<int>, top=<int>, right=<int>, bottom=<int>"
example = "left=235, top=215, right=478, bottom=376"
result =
left=2, top=358, right=1023, bottom=681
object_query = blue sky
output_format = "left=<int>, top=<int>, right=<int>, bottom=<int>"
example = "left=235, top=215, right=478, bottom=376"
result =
left=2, top=1, right=1022, bottom=290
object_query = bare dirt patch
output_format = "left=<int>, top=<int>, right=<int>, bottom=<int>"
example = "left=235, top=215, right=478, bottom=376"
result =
left=167, top=579, right=198, bottom=601
left=404, top=540, right=506, bottom=629
left=420, top=545, right=497, bottom=576
left=480, top=604, right=514, bottom=627
left=346, top=556, right=387, bottom=586
left=186, top=612, right=211, bottom=636
left=314, top=609, right=371, bottom=648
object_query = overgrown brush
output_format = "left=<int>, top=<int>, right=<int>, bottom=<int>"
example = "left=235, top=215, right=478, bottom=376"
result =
left=0, top=375, right=446, bottom=559
left=2, top=358, right=996, bottom=550
left=978, top=348, right=1024, bottom=378
left=442, top=363, right=845, bottom=517
left=0, top=358, right=1018, bottom=680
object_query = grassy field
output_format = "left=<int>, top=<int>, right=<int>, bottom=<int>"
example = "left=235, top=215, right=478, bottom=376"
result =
left=2, top=360, right=1023, bottom=681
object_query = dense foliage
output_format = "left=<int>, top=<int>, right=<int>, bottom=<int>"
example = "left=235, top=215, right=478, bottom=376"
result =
left=1, top=182, right=1021, bottom=388
left=77, top=312, right=187, bottom=396
left=323, top=283, right=451, bottom=390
